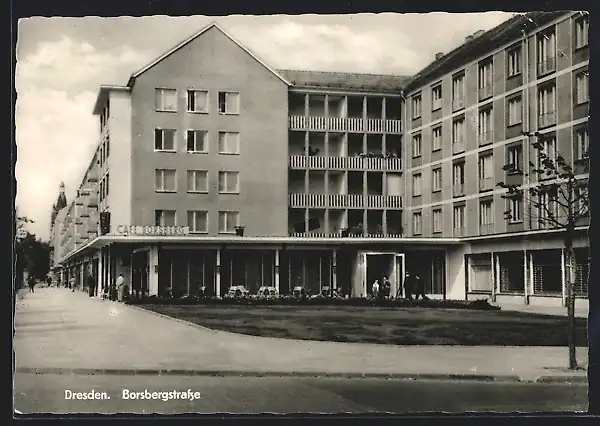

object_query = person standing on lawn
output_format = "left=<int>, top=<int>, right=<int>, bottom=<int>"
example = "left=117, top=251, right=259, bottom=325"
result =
left=413, top=273, right=429, bottom=300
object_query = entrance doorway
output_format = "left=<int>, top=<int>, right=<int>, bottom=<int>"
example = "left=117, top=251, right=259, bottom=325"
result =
left=131, top=250, right=149, bottom=298
left=364, top=253, right=405, bottom=297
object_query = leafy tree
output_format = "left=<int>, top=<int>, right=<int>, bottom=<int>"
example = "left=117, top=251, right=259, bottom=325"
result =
left=497, top=132, right=589, bottom=370
left=14, top=214, right=52, bottom=289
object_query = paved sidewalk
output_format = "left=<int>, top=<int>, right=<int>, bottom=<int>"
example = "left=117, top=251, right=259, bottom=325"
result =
left=13, top=288, right=588, bottom=382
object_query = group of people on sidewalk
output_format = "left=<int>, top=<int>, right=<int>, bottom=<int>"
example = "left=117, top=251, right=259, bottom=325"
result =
left=48, top=272, right=129, bottom=303
left=371, top=271, right=429, bottom=300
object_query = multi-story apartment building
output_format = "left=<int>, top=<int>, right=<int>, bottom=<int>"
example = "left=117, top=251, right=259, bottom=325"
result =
left=52, top=12, right=589, bottom=308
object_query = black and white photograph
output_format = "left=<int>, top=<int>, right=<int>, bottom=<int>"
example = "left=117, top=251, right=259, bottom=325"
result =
left=13, top=8, right=590, bottom=415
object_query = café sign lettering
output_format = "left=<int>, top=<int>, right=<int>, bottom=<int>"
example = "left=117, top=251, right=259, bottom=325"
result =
left=116, top=225, right=190, bottom=236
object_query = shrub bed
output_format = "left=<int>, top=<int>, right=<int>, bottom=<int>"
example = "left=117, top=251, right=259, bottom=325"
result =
left=125, top=295, right=499, bottom=311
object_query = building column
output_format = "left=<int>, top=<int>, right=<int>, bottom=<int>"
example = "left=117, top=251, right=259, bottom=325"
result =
left=274, top=249, right=280, bottom=293
left=494, top=253, right=500, bottom=295
left=215, top=248, right=221, bottom=297
left=523, top=250, right=529, bottom=305
left=490, top=252, right=496, bottom=302
left=148, top=246, right=159, bottom=296
left=561, top=248, right=567, bottom=307
left=332, top=250, right=337, bottom=290
left=97, top=250, right=103, bottom=297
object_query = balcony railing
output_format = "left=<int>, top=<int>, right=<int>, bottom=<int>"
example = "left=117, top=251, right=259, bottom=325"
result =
left=289, top=155, right=402, bottom=171
left=452, top=140, right=465, bottom=154
left=479, top=223, right=494, bottom=235
left=537, top=57, right=556, bottom=76
left=452, top=98, right=465, bottom=111
left=289, top=232, right=403, bottom=238
left=478, top=85, right=493, bottom=101
left=478, top=131, right=493, bottom=146
left=453, top=183, right=465, bottom=197
left=538, top=111, right=556, bottom=128
left=289, top=116, right=402, bottom=134
left=289, top=193, right=402, bottom=209
left=479, top=177, right=494, bottom=192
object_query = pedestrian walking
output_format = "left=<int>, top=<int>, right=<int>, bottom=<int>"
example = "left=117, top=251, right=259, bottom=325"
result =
left=27, top=275, right=36, bottom=293
left=371, top=279, right=379, bottom=299
left=70, top=276, right=76, bottom=292
left=116, top=273, right=126, bottom=302
left=403, top=272, right=415, bottom=300
left=414, top=273, right=429, bottom=300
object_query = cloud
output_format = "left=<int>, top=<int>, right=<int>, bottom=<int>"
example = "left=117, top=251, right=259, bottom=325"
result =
left=228, top=19, right=421, bottom=75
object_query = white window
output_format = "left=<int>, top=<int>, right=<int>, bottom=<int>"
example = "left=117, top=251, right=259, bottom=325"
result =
left=508, top=196, right=522, bottom=223
left=154, top=169, right=177, bottom=192
left=432, top=209, right=443, bottom=233
left=432, top=168, right=442, bottom=192
left=154, top=129, right=176, bottom=151
left=452, top=118, right=464, bottom=145
left=453, top=205, right=465, bottom=230
left=478, top=60, right=493, bottom=90
left=218, top=91, right=240, bottom=114
left=412, top=94, right=422, bottom=119
left=575, top=16, right=589, bottom=49
left=452, top=73, right=465, bottom=104
left=478, top=107, right=493, bottom=142
left=186, top=170, right=208, bottom=193
left=538, top=136, right=557, bottom=170
left=186, top=130, right=208, bottom=153
left=479, top=200, right=493, bottom=226
left=218, top=171, right=240, bottom=193
left=187, top=210, right=208, bottom=233
left=155, top=210, right=176, bottom=226
left=507, top=144, right=523, bottom=171
left=538, top=31, right=556, bottom=61
left=478, top=154, right=493, bottom=181
left=432, top=126, right=442, bottom=151
left=576, top=72, right=589, bottom=104
left=218, top=132, right=240, bottom=154
left=576, top=128, right=589, bottom=159
left=218, top=211, right=240, bottom=233
left=187, top=90, right=209, bottom=113
left=412, top=134, right=422, bottom=157
left=154, top=88, right=177, bottom=112
left=431, top=85, right=442, bottom=110
left=507, top=47, right=522, bottom=77
left=412, top=173, right=422, bottom=196
left=575, top=184, right=589, bottom=216
left=412, top=212, right=422, bottom=235
left=453, top=162, right=465, bottom=194
left=538, top=189, right=559, bottom=226
left=507, top=96, right=522, bottom=126
left=537, top=85, right=556, bottom=125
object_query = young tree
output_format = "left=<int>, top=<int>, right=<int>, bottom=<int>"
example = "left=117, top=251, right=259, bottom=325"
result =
left=497, top=132, right=589, bottom=370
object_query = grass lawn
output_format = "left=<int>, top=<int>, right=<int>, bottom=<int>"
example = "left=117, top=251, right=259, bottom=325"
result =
left=142, top=304, right=588, bottom=346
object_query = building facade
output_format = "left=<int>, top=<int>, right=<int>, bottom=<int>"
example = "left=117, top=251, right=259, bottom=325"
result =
left=52, top=12, right=589, bottom=307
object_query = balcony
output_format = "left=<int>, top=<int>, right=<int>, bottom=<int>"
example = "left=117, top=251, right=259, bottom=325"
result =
left=289, top=155, right=402, bottom=171
left=289, top=193, right=402, bottom=209
left=453, top=183, right=465, bottom=197
left=479, top=223, right=494, bottom=235
left=87, top=169, right=99, bottom=183
left=452, top=98, right=465, bottom=111
left=289, top=116, right=402, bottom=134
left=478, top=85, right=493, bottom=101
left=453, top=227, right=466, bottom=237
left=479, top=177, right=494, bottom=192
left=538, top=111, right=556, bottom=129
left=478, top=131, right=493, bottom=146
left=537, top=57, right=556, bottom=76
left=452, top=140, right=465, bottom=154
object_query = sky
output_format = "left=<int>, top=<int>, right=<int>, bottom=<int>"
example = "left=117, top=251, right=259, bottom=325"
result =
left=15, top=12, right=514, bottom=240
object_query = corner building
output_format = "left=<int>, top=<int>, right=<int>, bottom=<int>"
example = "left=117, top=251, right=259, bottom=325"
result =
left=54, top=12, right=588, bottom=308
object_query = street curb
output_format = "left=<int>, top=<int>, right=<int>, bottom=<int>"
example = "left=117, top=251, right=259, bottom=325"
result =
left=14, top=367, right=588, bottom=383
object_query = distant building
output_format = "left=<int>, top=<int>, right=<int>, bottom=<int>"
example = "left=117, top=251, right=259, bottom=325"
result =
left=51, top=12, right=588, bottom=308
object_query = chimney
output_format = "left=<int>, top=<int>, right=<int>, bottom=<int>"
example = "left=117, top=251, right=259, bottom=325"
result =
left=465, top=35, right=474, bottom=43
left=435, top=52, right=444, bottom=60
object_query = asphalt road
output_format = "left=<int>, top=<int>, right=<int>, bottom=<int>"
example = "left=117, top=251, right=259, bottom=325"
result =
left=14, top=373, right=588, bottom=414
